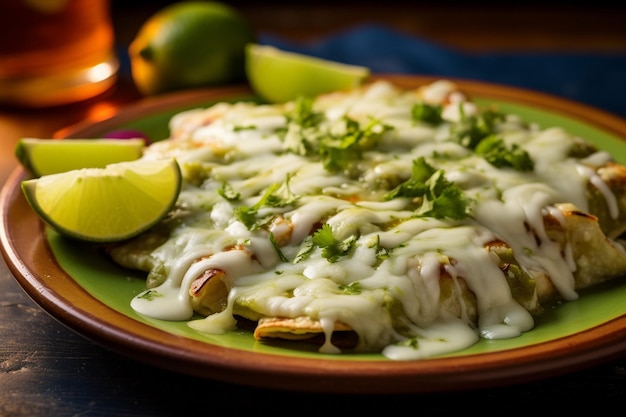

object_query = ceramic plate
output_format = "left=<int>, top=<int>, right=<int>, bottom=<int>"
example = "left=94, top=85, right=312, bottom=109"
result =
left=2, top=75, right=626, bottom=394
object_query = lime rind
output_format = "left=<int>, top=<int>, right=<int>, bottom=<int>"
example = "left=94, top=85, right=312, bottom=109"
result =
left=21, top=159, right=182, bottom=243
left=15, top=138, right=146, bottom=177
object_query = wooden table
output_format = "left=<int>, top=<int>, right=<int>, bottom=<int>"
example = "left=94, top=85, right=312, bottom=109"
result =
left=2, top=3, right=626, bottom=415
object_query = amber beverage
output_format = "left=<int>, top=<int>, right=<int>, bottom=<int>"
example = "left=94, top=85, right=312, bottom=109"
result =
left=0, top=0, right=119, bottom=107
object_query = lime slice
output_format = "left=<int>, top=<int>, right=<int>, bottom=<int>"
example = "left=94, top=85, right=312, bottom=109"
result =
left=15, top=138, right=146, bottom=177
left=245, top=43, right=370, bottom=103
left=21, top=159, right=181, bottom=243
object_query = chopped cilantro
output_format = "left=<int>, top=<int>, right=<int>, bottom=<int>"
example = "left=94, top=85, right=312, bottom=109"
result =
left=234, top=176, right=299, bottom=230
left=281, top=96, right=324, bottom=156
left=289, top=96, right=324, bottom=128
left=137, top=290, right=162, bottom=301
left=319, top=116, right=389, bottom=171
left=385, top=156, right=435, bottom=200
left=311, top=224, right=358, bottom=263
left=398, top=337, right=419, bottom=349
left=284, top=101, right=393, bottom=173
left=233, top=124, right=256, bottom=131
left=218, top=182, right=241, bottom=201
left=449, top=108, right=534, bottom=171
left=234, top=205, right=265, bottom=230
left=339, top=282, right=362, bottom=295
left=369, top=235, right=391, bottom=264
left=474, top=135, right=534, bottom=171
left=411, top=102, right=443, bottom=125
left=384, top=157, right=471, bottom=220
left=416, top=181, right=469, bottom=220
left=451, top=109, right=505, bottom=149
left=293, top=235, right=315, bottom=263
left=269, top=232, right=289, bottom=262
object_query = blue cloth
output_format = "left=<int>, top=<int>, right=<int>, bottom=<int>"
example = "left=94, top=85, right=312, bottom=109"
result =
left=259, top=24, right=626, bottom=119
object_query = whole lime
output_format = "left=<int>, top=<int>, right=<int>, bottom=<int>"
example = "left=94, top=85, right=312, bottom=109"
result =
left=128, top=1, right=255, bottom=96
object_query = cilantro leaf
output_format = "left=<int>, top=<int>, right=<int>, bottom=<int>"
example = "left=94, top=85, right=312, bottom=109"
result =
left=269, top=232, right=289, bottom=262
left=416, top=183, right=469, bottom=220
left=319, top=117, right=389, bottom=172
left=311, top=224, right=358, bottom=263
left=282, top=96, right=326, bottom=157
left=384, top=157, right=471, bottom=220
left=339, top=282, right=362, bottom=295
left=451, top=109, right=505, bottom=149
left=474, top=135, right=534, bottom=171
left=234, top=176, right=299, bottom=230
left=293, top=235, right=315, bottom=263
left=218, top=182, right=241, bottom=201
left=384, top=156, right=435, bottom=200
left=137, top=290, right=162, bottom=301
left=411, top=102, right=443, bottom=125
left=234, top=205, right=267, bottom=230
left=369, top=235, right=391, bottom=264
left=289, top=96, right=324, bottom=128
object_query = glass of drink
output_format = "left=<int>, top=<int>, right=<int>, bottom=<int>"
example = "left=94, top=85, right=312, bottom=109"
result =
left=0, top=0, right=119, bottom=107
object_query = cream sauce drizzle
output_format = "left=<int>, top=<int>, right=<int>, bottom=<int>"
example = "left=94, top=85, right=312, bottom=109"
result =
left=129, top=80, right=622, bottom=360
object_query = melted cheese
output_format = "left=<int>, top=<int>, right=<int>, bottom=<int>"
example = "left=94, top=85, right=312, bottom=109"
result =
left=127, top=80, right=623, bottom=360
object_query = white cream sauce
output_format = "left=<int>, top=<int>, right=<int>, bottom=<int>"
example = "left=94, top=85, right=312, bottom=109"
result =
left=128, top=80, right=622, bottom=360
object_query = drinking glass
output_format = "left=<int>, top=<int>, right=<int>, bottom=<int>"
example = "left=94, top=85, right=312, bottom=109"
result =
left=0, top=0, right=119, bottom=107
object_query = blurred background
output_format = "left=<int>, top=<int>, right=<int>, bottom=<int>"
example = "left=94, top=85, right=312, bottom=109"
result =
left=110, top=1, right=626, bottom=114
left=111, top=1, right=626, bottom=51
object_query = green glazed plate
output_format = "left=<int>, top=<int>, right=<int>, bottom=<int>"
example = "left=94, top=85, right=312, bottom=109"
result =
left=2, top=75, right=626, bottom=394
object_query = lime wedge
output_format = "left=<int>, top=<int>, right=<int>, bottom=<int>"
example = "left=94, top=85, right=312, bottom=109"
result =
left=21, top=159, right=181, bottom=243
left=245, top=43, right=370, bottom=103
left=15, top=138, right=146, bottom=177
